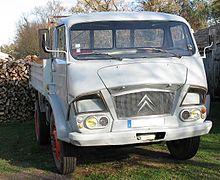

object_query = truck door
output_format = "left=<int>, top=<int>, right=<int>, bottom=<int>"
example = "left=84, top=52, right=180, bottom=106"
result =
left=52, top=25, right=68, bottom=117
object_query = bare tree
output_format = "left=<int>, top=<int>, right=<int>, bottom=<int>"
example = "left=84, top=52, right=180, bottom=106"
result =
left=141, top=0, right=180, bottom=14
left=14, top=15, right=45, bottom=58
left=14, top=0, right=66, bottom=58
left=33, top=0, right=66, bottom=24
left=71, top=0, right=132, bottom=13
left=138, top=0, right=209, bottom=31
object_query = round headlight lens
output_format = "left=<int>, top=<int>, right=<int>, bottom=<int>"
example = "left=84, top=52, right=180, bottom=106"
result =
left=181, top=110, right=190, bottom=120
left=85, top=116, right=97, bottom=129
left=99, top=117, right=109, bottom=126
left=191, top=109, right=200, bottom=119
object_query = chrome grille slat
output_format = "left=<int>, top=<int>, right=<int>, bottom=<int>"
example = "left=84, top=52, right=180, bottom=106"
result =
left=113, top=91, right=175, bottom=118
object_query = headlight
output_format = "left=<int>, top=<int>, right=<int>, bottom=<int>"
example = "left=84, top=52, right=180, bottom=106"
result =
left=85, top=116, right=98, bottom=129
left=99, top=117, right=109, bottom=126
left=181, top=88, right=206, bottom=106
left=180, top=107, right=206, bottom=121
left=76, top=114, right=110, bottom=129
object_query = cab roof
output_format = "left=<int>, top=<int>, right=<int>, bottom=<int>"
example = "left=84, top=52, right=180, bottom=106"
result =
left=58, top=11, right=190, bottom=28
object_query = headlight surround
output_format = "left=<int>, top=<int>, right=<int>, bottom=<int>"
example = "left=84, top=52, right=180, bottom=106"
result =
left=74, top=93, right=110, bottom=130
left=76, top=114, right=110, bottom=130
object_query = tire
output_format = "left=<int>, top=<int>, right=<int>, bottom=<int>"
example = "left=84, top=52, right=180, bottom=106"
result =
left=166, top=136, right=200, bottom=160
left=35, top=101, right=50, bottom=145
left=50, top=112, right=77, bottom=174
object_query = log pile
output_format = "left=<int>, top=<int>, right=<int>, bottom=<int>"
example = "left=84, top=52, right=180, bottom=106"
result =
left=0, top=57, right=35, bottom=123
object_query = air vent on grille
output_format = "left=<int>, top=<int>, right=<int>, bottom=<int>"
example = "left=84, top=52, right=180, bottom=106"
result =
left=113, top=91, right=174, bottom=118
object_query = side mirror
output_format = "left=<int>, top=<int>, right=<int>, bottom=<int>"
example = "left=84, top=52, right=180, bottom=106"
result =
left=38, top=29, right=50, bottom=59
left=38, top=28, right=67, bottom=60
left=42, top=33, right=48, bottom=51
left=201, top=42, right=213, bottom=59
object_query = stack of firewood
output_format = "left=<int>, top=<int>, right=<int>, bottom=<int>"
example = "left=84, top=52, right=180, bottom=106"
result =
left=0, top=57, right=35, bottom=123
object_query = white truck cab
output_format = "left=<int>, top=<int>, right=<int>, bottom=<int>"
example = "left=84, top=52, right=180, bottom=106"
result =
left=30, top=12, right=212, bottom=174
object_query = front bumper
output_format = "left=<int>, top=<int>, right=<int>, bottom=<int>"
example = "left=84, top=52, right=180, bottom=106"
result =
left=69, top=120, right=212, bottom=146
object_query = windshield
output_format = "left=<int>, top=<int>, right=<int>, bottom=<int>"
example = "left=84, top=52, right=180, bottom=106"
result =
left=70, top=21, right=195, bottom=60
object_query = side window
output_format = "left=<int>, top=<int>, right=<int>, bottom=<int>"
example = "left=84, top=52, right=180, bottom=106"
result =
left=56, top=26, right=66, bottom=59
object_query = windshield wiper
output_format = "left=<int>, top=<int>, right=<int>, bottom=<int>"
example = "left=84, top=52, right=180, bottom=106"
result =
left=76, top=52, right=122, bottom=61
left=136, top=47, right=182, bottom=59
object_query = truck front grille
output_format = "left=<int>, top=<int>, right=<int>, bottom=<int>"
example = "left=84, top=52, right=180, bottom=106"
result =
left=113, top=91, right=175, bottom=119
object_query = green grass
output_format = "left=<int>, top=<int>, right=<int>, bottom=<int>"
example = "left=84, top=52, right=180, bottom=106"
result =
left=0, top=103, right=220, bottom=179
left=0, top=122, right=54, bottom=175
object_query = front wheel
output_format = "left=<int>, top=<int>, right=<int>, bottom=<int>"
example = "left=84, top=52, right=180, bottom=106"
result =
left=50, top=112, right=77, bottom=174
left=166, top=136, right=200, bottom=160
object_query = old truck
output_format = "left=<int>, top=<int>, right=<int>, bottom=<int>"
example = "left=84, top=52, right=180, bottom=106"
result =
left=30, top=12, right=212, bottom=174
